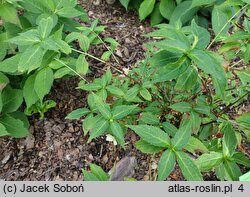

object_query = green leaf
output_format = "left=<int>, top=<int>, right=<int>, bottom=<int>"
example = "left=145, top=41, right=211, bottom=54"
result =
left=159, top=0, right=176, bottom=20
left=110, top=121, right=125, bottom=148
left=0, top=122, right=9, bottom=137
left=8, top=30, right=41, bottom=46
left=191, top=0, right=216, bottom=7
left=0, top=54, right=20, bottom=74
left=79, top=34, right=90, bottom=52
left=0, top=72, right=9, bottom=91
left=88, top=118, right=109, bottom=142
left=38, top=17, right=55, bottom=39
left=150, top=2, right=164, bottom=26
left=169, top=102, right=192, bottom=112
left=66, top=108, right=90, bottom=120
left=0, top=114, right=30, bottom=138
left=157, top=149, right=176, bottom=181
left=106, top=86, right=124, bottom=97
left=232, top=152, right=250, bottom=168
left=76, top=54, right=89, bottom=75
left=239, top=171, right=250, bottom=181
left=127, top=125, right=170, bottom=148
left=191, top=20, right=210, bottom=49
left=154, top=39, right=190, bottom=54
left=171, top=121, right=192, bottom=150
left=18, top=45, right=45, bottom=73
left=135, top=139, right=163, bottom=154
left=170, top=1, right=198, bottom=25
left=92, top=93, right=112, bottom=119
left=185, top=136, right=208, bottom=154
left=212, top=6, right=230, bottom=39
left=0, top=2, right=20, bottom=25
left=140, top=112, right=160, bottom=125
left=1, top=87, right=23, bottom=113
left=82, top=170, right=99, bottom=181
left=34, top=67, right=54, bottom=101
left=175, top=66, right=198, bottom=90
left=189, top=50, right=227, bottom=99
left=56, top=7, right=83, bottom=18
left=82, top=114, right=95, bottom=136
left=149, top=51, right=181, bottom=67
left=162, top=122, right=178, bottom=136
left=222, top=123, right=237, bottom=157
left=195, top=152, right=223, bottom=172
left=176, top=151, right=203, bottom=181
left=112, top=105, right=137, bottom=120
left=89, top=164, right=109, bottom=181
left=119, top=0, right=130, bottom=10
left=190, top=111, right=201, bottom=134
left=224, top=160, right=242, bottom=181
left=139, top=0, right=156, bottom=21
left=140, top=88, right=152, bottom=101
left=53, top=39, right=72, bottom=54
left=23, top=74, right=39, bottom=108
left=124, top=85, right=140, bottom=102
left=236, top=113, right=250, bottom=130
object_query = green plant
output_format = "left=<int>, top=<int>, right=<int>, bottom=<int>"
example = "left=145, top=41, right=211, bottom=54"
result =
left=0, top=0, right=115, bottom=137
left=118, top=0, right=250, bottom=28
left=69, top=8, right=250, bottom=180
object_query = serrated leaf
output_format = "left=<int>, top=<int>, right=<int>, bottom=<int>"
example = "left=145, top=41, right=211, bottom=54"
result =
left=222, top=123, right=237, bottom=157
left=92, top=93, right=112, bottom=119
left=195, top=152, right=223, bottom=172
left=135, top=139, right=163, bottom=154
left=88, top=118, right=109, bottom=142
left=176, top=151, right=203, bottom=181
left=127, top=125, right=170, bottom=148
left=140, top=88, right=152, bottom=101
left=175, top=66, right=198, bottom=90
left=224, top=160, right=242, bottom=181
left=171, top=121, right=192, bottom=150
left=34, top=67, right=54, bottom=101
left=185, top=136, right=208, bottom=154
left=162, top=122, right=178, bottom=136
left=140, top=112, right=159, bottom=125
left=112, top=105, right=138, bottom=120
left=124, top=85, right=140, bottom=102
left=232, top=152, right=250, bottom=168
left=66, top=108, right=90, bottom=119
left=110, top=121, right=125, bottom=148
left=157, top=149, right=176, bottom=181
left=169, top=102, right=192, bottom=112
left=189, top=50, right=227, bottom=99
left=106, top=86, right=124, bottom=97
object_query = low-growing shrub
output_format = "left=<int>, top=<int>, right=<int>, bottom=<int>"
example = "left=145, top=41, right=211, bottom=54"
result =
left=69, top=8, right=250, bottom=180
left=0, top=0, right=115, bottom=137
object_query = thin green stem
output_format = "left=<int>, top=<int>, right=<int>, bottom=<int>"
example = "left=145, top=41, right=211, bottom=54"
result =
left=71, top=48, right=106, bottom=63
left=54, top=58, right=88, bottom=83
left=207, top=4, right=248, bottom=49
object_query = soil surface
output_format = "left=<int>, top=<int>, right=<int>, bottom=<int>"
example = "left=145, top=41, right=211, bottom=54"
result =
left=0, top=0, right=249, bottom=181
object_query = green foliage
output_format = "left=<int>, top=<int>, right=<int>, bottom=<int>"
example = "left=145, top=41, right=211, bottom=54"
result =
left=76, top=5, right=250, bottom=181
left=0, top=0, right=115, bottom=137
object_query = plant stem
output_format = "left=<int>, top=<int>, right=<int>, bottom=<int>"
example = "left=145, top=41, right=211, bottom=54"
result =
left=207, top=4, right=248, bottom=49
left=54, top=58, right=88, bottom=83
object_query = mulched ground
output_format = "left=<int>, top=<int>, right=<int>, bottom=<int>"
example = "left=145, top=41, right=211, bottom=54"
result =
left=0, top=0, right=249, bottom=181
